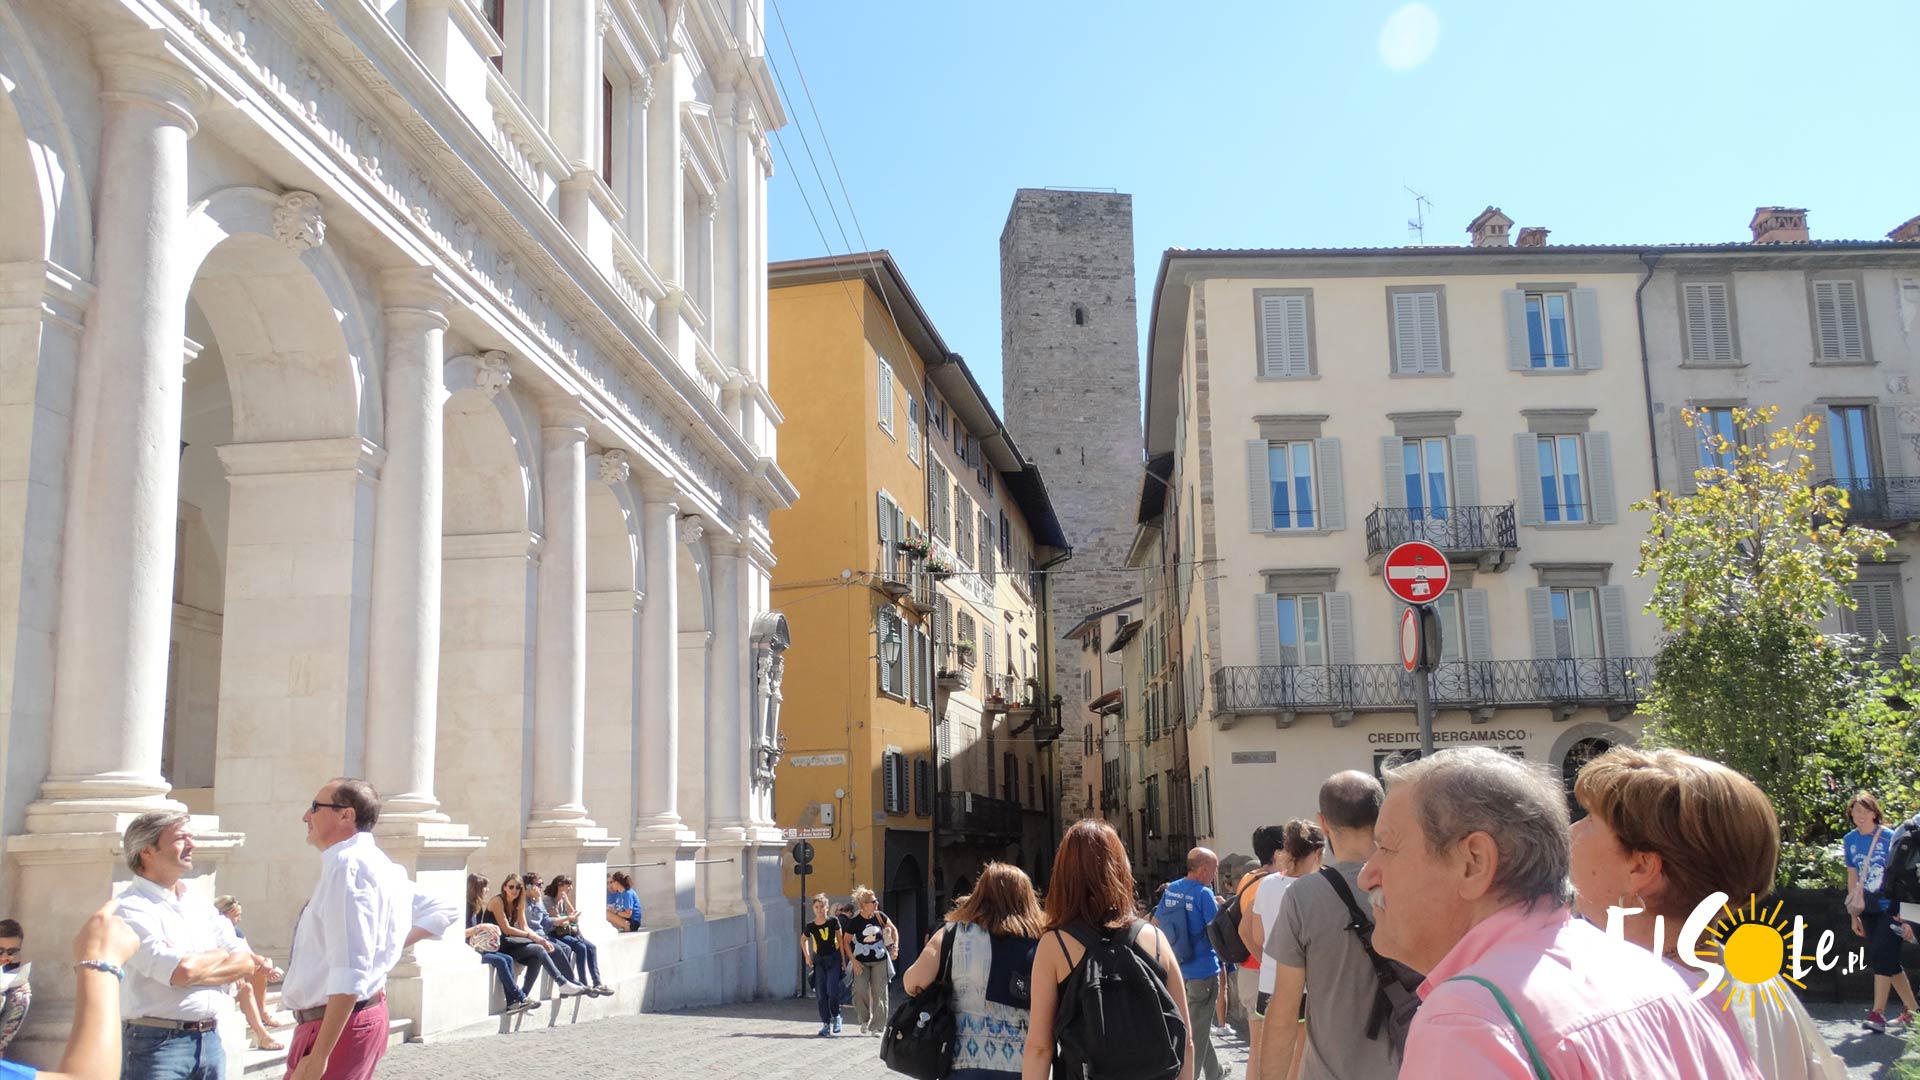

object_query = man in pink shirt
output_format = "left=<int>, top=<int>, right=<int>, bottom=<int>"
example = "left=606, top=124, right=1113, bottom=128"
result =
left=1356, top=747, right=1759, bottom=1080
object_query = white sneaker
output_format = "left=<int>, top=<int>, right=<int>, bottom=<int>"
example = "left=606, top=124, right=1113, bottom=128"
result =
left=559, top=982, right=587, bottom=997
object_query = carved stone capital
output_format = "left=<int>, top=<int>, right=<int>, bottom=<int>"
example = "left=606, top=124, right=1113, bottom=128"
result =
left=596, top=448, right=631, bottom=484
left=632, top=69, right=654, bottom=106
left=273, top=190, right=326, bottom=252
left=475, top=350, right=513, bottom=399
left=596, top=0, right=615, bottom=37
left=696, top=193, right=717, bottom=220
left=676, top=516, right=704, bottom=544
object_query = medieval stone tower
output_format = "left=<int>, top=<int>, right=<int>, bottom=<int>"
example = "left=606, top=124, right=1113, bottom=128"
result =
left=999, top=189, right=1142, bottom=824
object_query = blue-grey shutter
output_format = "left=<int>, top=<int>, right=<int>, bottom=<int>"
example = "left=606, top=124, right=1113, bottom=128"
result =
left=1503, top=290, right=1531, bottom=371
left=878, top=493, right=893, bottom=547
left=1451, top=435, right=1480, bottom=508
left=1463, top=588, right=1492, bottom=663
left=1316, top=437, right=1346, bottom=531
left=1515, top=434, right=1545, bottom=526
left=1256, top=596, right=1282, bottom=665
left=1526, top=588, right=1557, bottom=659
left=1586, top=431, right=1617, bottom=525
left=1381, top=436, right=1407, bottom=509
left=1392, top=292, right=1419, bottom=373
left=878, top=611, right=896, bottom=695
left=1875, top=404, right=1903, bottom=478
left=1325, top=592, right=1354, bottom=667
left=1260, top=294, right=1310, bottom=377
left=1246, top=440, right=1272, bottom=532
left=1599, top=585, right=1630, bottom=659
left=1572, top=288, right=1603, bottom=370
left=1415, top=293, right=1443, bottom=373
left=1672, top=414, right=1700, bottom=495
left=1805, top=407, right=1834, bottom=482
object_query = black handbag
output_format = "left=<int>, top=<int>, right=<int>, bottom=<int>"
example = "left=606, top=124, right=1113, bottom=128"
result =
left=880, top=925, right=958, bottom=1080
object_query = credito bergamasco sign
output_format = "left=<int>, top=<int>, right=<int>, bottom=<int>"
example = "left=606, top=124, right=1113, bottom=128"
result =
left=1367, top=729, right=1530, bottom=745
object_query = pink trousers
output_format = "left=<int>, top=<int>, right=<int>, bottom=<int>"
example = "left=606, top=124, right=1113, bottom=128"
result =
left=283, top=995, right=389, bottom=1080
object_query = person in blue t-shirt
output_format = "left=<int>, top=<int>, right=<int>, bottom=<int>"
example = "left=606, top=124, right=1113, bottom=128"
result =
left=1154, top=847, right=1227, bottom=1080
left=1845, top=793, right=1917, bottom=1033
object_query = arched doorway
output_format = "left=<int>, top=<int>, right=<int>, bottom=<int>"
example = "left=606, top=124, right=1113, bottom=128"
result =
left=884, top=845, right=927, bottom=966
left=1551, top=722, right=1631, bottom=821
left=584, top=464, right=643, bottom=867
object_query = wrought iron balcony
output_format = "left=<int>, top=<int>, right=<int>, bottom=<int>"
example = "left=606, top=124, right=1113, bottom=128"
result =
left=1212, top=657, right=1654, bottom=722
left=936, top=791, right=1021, bottom=846
left=1816, top=477, right=1920, bottom=527
left=1365, top=505, right=1520, bottom=563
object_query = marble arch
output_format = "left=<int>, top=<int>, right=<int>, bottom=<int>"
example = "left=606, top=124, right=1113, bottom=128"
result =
left=0, top=13, right=91, bottom=271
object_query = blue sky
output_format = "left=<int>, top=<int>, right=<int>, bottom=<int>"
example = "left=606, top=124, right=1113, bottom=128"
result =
left=763, top=0, right=1919, bottom=408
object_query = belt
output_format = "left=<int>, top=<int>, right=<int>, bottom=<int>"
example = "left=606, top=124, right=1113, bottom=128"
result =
left=293, top=993, right=383, bottom=1026
left=125, top=1016, right=219, bottom=1034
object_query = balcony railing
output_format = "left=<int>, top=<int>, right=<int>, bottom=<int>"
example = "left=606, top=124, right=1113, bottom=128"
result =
left=1366, top=505, right=1520, bottom=560
left=876, top=543, right=911, bottom=599
left=936, top=791, right=1021, bottom=846
left=1817, top=477, right=1920, bottom=526
left=1212, top=657, right=1654, bottom=715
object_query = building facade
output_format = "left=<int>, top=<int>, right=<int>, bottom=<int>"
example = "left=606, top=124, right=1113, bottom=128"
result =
left=999, top=189, right=1142, bottom=827
left=1064, top=596, right=1140, bottom=819
left=0, top=0, right=797, bottom=1066
left=767, top=253, right=1066, bottom=958
left=1117, top=458, right=1195, bottom=885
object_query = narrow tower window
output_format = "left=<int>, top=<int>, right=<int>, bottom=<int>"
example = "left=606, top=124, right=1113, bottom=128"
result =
left=1072, top=304, right=1087, bottom=326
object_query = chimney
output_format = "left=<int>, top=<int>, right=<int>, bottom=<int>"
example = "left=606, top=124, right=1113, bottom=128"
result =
left=1749, top=206, right=1809, bottom=244
left=1467, top=206, right=1513, bottom=247
left=1515, top=227, right=1550, bottom=248
left=1890, top=214, right=1920, bottom=243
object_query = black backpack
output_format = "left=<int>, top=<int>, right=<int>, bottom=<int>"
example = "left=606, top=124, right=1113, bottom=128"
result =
left=1319, top=867, right=1425, bottom=1061
left=1052, top=920, right=1187, bottom=1080
left=1877, top=812, right=1920, bottom=908
left=1205, top=869, right=1269, bottom=965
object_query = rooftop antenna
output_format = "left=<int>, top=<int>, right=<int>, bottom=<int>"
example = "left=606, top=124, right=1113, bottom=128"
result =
left=1405, top=187, right=1432, bottom=244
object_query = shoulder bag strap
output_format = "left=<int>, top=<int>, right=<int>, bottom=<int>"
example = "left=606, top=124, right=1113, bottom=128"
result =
left=1320, top=866, right=1397, bottom=980
left=935, top=924, right=958, bottom=988
left=1445, top=975, right=1553, bottom=1080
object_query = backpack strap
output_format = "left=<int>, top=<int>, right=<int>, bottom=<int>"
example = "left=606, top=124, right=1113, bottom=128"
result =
left=1056, top=921, right=1100, bottom=982
left=1318, top=867, right=1405, bottom=1039
left=1445, top=975, right=1553, bottom=1080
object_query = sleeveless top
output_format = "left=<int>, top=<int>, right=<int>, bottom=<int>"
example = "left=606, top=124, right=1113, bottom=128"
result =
left=945, top=922, right=1035, bottom=1077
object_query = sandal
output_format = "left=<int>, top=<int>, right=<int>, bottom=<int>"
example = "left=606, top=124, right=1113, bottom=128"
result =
left=248, top=1030, right=285, bottom=1052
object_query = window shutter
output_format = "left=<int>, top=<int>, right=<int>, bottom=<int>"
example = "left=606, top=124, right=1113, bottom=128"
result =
left=877, top=359, right=894, bottom=429
left=1804, top=407, right=1834, bottom=481
left=1259, top=294, right=1309, bottom=377
left=1671, top=414, right=1700, bottom=495
left=1463, top=588, right=1492, bottom=663
left=1325, top=591, right=1354, bottom=666
left=878, top=611, right=897, bottom=695
left=1415, top=293, right=1443, bottom=372
left=1392, top=293, right=1419, bottom=373
left=1315, top=437, right=1345, bottom=531
left=915, top=758, right=931, bottom=816
left=1451, top=435, right=1480, bottom=507
left=1255, top=596, right=1282, bottom=665
left=877, top=493, right=893, bottom=547
left=1572, top=288, right=1603, bottom=370
left=1875, top=404, right=1903, bottom=478
left=1526, top=588, right=1557, bottom=659
left=1502, top=290, right=1531, bottom=371
left=1867, top=581, right=1901, bottom=649
left=983, top=629, right=993, bottom=678
left=1598, top=585, right=1630, bottom=659
left=1683, top=282, right=1734, bottom=363
left=1380, top=436, right=1407, bottom=509
left=1836, top=281, right=1865, bottom=360
left=1515, top=434, right=1545, bottom=526
left=1586, top=431, right=1617, bottom=525
left=1246, top=440, right=1273, bottom=533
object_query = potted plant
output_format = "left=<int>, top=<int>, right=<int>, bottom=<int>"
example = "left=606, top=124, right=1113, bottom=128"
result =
left=897, top=535, right=932, bottom=559
left=955, top=637, right=976, bottom=660
left=925, top=555, right=954, bottom=576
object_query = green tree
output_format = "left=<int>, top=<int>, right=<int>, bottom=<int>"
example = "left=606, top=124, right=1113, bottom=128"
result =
left=1633, top=408, right=1902, bottom=875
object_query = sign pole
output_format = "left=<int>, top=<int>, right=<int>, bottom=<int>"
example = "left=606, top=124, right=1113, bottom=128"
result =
left=1384, top=542, right=1450, bottom=763
left=1415, top=618, right=1435, bottom=759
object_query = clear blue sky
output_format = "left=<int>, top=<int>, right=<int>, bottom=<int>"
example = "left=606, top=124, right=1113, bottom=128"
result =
left=764, top=0, right=1918, bottom=409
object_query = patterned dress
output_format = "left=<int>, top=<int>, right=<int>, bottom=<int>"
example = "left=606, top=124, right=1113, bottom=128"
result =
left=945, top=923, right=1033, bottom=1078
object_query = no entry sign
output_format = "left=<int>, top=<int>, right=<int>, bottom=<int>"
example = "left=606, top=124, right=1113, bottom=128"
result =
left=1384, top=541, right=1451, bottom=606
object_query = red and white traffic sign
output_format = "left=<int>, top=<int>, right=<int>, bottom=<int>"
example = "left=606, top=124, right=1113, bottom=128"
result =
left=1399, top=607, right=1422, bottom=672
left=1383, top=541, right=1451, bottom=606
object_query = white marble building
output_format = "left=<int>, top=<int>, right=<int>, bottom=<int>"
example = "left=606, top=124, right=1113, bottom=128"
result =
left=0, top=0, right=798, bottom=1062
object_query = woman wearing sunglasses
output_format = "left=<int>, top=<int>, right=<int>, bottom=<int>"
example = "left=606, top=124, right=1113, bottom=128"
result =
left=485, top=874, right=589, bottom=1000
left=464, top=874, right=538, bottom=1016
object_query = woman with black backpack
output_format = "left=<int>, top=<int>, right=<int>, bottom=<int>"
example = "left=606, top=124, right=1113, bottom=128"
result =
left=1022, top=820, right=1194, bottom=1080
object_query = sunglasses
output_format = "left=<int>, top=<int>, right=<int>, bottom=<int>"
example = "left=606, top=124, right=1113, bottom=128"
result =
left=504, top=884, right=521, bottom=891
left=0, top=948, right=19, bottom=958
left=309, top=801, right=351, bottom=813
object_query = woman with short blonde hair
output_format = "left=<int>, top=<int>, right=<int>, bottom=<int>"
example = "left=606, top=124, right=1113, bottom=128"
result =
left=842, top=886, right=897, bottom=1034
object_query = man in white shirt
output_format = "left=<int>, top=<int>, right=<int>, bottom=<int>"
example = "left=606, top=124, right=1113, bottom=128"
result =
left=281, top=778, right=458, bottom=1080
left=117, top=810, right=274, bottom=1080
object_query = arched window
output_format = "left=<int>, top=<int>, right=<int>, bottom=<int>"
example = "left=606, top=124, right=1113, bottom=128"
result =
left=1071, top=304, right=1087, bottom=326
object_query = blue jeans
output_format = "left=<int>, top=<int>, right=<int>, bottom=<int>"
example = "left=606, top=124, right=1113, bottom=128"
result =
left=813, top=957, right=843, bottom=1025
left=478, top=950, right=525, bottom=1005
left=122, top=1024, right=225, bottom=1080
left=555, top=934, right=600, bottom=985
left=500, top=939, right=572, bottom=993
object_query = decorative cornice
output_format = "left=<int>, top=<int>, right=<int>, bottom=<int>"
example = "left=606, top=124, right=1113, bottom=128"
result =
left=273, top=190, right=326, bottom=251
left=475, top=350, right=513, bottom=398
left=595, top=448, right=631, bottom=484
left=677, top=516, right=704, bottom=544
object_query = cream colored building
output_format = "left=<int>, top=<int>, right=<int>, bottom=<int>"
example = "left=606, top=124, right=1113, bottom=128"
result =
left=1064, top=596, right=1139, bottom=819
left=1145, top=220, right=1665, bottom=852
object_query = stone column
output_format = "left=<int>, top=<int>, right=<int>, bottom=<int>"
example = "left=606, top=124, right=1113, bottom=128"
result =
left=547, top=0, right=603, bottom=173
left=31, top=32, right=206, bottom=828
left=528, top=404, right=594, bottom=831
left=700, top=538, right=748, bottom=916
left=631, top=474, right=698, bottom=927
left=366, top=269, right=453, bottom=824
left=644, top=50, right=684, bottom=286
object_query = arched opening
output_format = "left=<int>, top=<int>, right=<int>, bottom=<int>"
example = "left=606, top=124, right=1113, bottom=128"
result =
left=1071, top=304, right=1086, bottom=327
left=584, top=476, right=642, bottom=865
left=1560, top=736, right=1616, bottom=820
left=884, top=847, right=926, bottom=963
left=437, top=378, right=540, bottom=886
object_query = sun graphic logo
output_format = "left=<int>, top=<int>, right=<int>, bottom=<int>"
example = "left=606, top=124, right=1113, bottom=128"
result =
left=1698, top=894, right=1813, bottom=1017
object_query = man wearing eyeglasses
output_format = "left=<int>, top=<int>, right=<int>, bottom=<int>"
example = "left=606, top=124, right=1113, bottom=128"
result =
left=0, top=919, right=28, bottom=1057
left=279, top=779, right=458, bottom=1080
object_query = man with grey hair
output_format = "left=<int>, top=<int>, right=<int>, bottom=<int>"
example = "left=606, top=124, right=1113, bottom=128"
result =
left=116, top=809, right=273, bottom=1079
left=1358, top=747, right=1757, bottom=1078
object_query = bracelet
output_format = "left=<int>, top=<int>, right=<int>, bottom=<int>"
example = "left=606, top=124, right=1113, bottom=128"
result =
left=78, top=959, right=125, bottom=980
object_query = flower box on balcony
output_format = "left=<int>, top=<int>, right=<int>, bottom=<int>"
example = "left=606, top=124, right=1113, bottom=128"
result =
left=898, top=536, right=933, bottom=559
left=924, top=556, right=954, bottom=575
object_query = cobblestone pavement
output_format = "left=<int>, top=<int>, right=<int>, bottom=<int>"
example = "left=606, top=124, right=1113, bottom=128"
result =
left=373, top=995, right=1911, bottom=1080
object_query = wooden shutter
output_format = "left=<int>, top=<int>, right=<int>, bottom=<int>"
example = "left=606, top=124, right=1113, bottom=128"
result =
left=1515, top=433, right=1545, bottom=526
left=1598, top=586, right=1630, bottom=659
left=1463, top=588, right=1492, bottom=663
left=877, top=493, right=895, bottom=555
left=983, top=630, right=994, bottom=680
left=1380, top=436, right=1407, bottom=509
left=1503, top=290, right=1531, bottom=371
left=1572, top=288, right=1603, bottom=370
left=1814, top=279, right=1866, bottom=361
left=1671, top=415, right=1700, bottom=495
left=1451, top=435, right=1479, bottom=508
left=1586, top=431, right=1617, bottom=524
left=1683, top=283, right=1734, bottom=364
left=1259, top=293, right=1310, bottom=377
left=1325, top=592, right=1354, bottom=666
left=1875, top=404, right=1903, bottom=478
left=1315, top=437, right=1346, bottom=531
left=1392, top=292, right=1442, bottom=373
left=1246, top=440, right=1273, bottom=532
left=1526, top=588, right=1557, bottom=659
left=877, top=358, right=894, bottom=429
left=914, top=758, right=931, bottom=816
left=878, top=610, right=898, bottom=695
left=1804, top=407, right=1834, bottom=481
left=1255, top=596, right=1282, bottom=665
